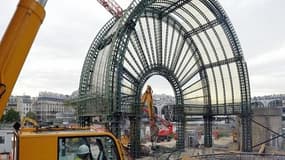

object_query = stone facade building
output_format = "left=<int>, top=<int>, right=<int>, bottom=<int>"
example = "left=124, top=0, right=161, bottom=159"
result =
left=6, top=92, right=75, bottom=125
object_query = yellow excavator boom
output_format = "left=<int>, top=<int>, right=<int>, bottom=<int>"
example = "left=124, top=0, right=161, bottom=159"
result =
left=0, top=0, right=46, bottom=117
left=141, top=85, right=159, bottom=144
left=141, top=85, right=155, bottom=122
left=21, top=117, right=39, bottom=127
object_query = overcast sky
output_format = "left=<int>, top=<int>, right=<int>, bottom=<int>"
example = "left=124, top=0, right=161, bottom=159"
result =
left=1, top=0, right=285, bottom=97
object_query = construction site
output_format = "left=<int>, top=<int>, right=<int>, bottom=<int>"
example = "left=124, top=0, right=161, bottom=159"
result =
left=74, top=0, right=285, bottom=159
left=1, top=0, right=285, bottom=159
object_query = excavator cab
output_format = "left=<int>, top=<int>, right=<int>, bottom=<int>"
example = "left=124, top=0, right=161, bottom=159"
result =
left=11, top=127, right=125, bottom=160
left=58, top=135, right=117, bottom=160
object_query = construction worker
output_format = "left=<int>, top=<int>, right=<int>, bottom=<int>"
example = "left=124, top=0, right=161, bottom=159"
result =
left=75, top=144, right=91, bottom=160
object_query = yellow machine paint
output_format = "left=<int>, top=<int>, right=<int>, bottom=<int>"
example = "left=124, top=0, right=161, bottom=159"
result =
left=16, top=130, right=125, bottom=160
left=141, top=85, right=155, bottom=121
left=19, top=133, right=57, bottom=160
left=0, top=0, right=45, bottom=117
left=141, top=85, right=159, bottom=147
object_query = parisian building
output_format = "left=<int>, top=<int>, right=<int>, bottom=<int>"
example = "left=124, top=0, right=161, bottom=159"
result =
left=34, top=91, right=75, bottom=124
left=6, top=92, right=76, bottom=125
left=6, top=95, right=33, bottom=118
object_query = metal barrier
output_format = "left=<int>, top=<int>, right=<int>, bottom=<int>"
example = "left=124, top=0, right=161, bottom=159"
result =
left=190, top=152, right=285, bottom=160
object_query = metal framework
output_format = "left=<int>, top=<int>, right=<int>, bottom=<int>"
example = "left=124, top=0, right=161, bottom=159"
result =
left=78, top=0, right=252, bottom=155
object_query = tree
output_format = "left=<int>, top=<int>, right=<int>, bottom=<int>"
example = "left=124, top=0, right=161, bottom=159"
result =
left=3, top=109, right=20, bottom=123
left=26, top=111, right=37, bottom=120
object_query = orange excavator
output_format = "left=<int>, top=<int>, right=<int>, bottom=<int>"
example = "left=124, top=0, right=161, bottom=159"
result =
left=141, top=85, right=175, bottom=146
left=143, top=108, right=174, bottom=142
left=156, top=114, right=174, bottom=142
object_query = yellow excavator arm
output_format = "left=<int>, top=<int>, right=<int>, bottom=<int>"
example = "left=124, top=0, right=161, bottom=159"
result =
left=141, top=85, right=155, bottom=122
left=21, top=117, right=39, bottom=127
left=0, top=0, right=46, bottom=117
left=141, top=85, right=159, bottom=145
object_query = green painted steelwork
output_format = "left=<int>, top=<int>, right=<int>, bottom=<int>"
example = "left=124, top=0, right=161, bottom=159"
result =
left=79, top=0, right=252, bottom=154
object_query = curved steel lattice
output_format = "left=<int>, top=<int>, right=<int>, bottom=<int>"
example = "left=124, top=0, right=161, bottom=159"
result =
left=79, top=0, right=252, bottom=154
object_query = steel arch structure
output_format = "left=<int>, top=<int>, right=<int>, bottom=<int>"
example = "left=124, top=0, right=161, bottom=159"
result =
left=79, top=0, right=252, bottom=154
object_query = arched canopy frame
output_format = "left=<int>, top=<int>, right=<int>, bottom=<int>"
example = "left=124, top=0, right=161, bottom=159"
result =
left=79, top=0, right=251, bottom=152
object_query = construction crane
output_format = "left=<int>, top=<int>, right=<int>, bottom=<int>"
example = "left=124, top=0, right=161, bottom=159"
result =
left=97, top=0, right=123, bottom=17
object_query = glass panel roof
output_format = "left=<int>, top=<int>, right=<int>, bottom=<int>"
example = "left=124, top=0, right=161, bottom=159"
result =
left=79, top=0, right=250, bottom=117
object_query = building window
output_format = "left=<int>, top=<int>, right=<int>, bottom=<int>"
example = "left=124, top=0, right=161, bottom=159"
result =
left=0, top=136, right=5, bottom=144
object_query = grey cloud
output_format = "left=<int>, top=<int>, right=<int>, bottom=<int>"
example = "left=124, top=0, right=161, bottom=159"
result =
left=219, top=0, right=285, bottom=96
left=1, top=0, right=285, bottom=97
left=219, top=0, right=285, bottom=59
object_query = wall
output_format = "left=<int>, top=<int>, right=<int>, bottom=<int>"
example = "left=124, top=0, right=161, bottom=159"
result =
left=252, top=107, right=282, bottom=150
left=0, top=129, right=13, bottom=153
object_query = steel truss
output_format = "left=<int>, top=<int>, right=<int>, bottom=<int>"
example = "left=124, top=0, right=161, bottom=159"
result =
left=79, top=0, right=252, bottom=156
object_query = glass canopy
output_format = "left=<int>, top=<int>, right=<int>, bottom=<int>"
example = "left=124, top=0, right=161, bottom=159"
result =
left=79, top=0, right=250, bottom=117
left=79, top=0, right=251, bottom=152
